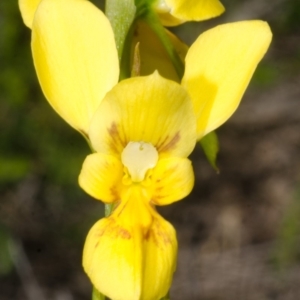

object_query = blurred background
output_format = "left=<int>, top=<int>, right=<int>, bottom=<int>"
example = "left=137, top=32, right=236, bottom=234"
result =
left=0, top=0, right=300, bottom=299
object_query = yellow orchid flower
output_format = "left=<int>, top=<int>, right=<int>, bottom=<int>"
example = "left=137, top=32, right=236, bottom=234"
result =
left=80, top=73, right=197, bottom=300
left=20, top=0, right=272, bottom=299
left=153, top=0, right=225, bottom=26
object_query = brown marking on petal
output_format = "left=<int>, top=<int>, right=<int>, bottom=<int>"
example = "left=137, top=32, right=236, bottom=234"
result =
left=107, top=122, right=127, bottom=154
left=155, top=226, right=173, bottom=246
left=102, top=203, right=132, bottom=240
left=156, top=135, right=169, bottom=151
left=144, top=228, right=151, bottom=240
left=109, top=186, right=119, bottom=201
left=108, top=220, right=131, bottom=240
left=157, top=132, right=181, bottom=153
left=155, top=166, right=177, bottom=183
left=143, top=219, right=173, bottom=249
left=117, top=228, right=131, bottom=239
left=151, top=165, right=179, bottom=203
left=155, top=187, right=164, bottom=194
left=94, top=217, right=131, bottom=240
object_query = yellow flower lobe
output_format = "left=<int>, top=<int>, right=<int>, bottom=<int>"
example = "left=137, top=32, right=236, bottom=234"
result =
left=83, top=186, right=177, bottom=300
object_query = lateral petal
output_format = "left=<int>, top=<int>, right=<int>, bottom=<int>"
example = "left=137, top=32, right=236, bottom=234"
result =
left=89, top=72, right=197, bottom=158
left=78, top=153, right=123, bottom=203
left=31, top=0, right=119, bottom=135
left=151, top=157, right=194, bottom=205
left=19, top=0, right=41, bottom=28
left=182, top=21, right=272, bottom=138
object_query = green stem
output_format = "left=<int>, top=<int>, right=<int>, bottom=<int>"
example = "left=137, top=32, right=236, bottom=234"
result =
left=105, top=0, right=136, bottom=63
left=92, top=286, right=106, bottom=300
left=143, top=11, right=184, bottom=80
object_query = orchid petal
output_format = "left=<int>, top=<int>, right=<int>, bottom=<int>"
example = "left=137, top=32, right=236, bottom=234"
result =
left=31, top=0, right=119, bottom=135
left=151, top=157, right=194, bottom=205
left=79, top=153, right=123, bottom=203
left=182, top=21, right=272, bottom=138
left=89, top=72, right=197, bottom=158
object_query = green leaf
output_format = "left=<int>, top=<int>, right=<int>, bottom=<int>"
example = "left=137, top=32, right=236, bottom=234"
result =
left=105, top=0, right=136, bottom=63
left=200, top=131, right=219, bottom=171
left=92, top=287, right=106, bottom=300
